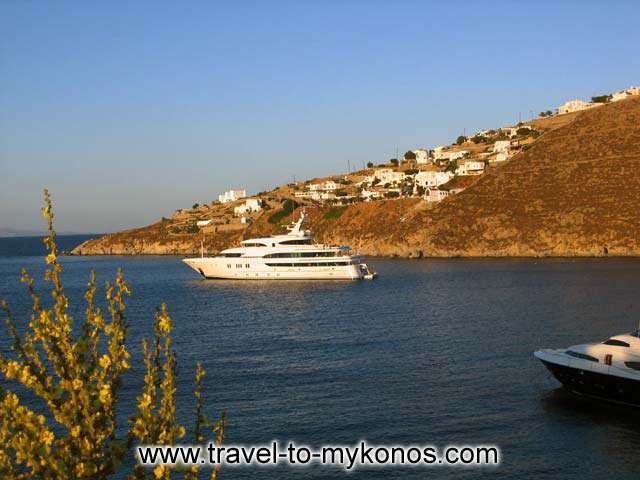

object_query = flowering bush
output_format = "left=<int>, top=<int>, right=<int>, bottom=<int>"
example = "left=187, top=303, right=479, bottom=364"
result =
left=0, top=190, right=224, bottom=479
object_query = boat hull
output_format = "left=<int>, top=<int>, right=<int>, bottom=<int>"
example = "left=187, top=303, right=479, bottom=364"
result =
left=183, top=257, right=363, bottom=280
left=539, top=359, right=640, bottom=407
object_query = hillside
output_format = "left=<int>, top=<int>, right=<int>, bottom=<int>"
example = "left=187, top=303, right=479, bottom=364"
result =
left=72, top=96, right=640, bottom=257
left=311, top=96, right=640, bottom=256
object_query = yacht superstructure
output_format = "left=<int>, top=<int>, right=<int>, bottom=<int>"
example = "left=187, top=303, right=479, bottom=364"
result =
left=183, top=212, right=374, bottom=280
left=535, top=331, right=640, bottom=406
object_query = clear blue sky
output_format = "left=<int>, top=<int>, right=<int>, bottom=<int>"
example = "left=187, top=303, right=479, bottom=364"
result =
left=1, top=1, right=639, bottom=233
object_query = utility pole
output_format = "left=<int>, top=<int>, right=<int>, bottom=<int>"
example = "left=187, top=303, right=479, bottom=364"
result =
left=347, top=159, right=351, bottom=173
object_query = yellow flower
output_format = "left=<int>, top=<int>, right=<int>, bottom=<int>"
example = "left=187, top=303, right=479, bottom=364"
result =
left=99, top=385, right=112, bottom=405
left=42, top=431, right=55, bottom=446
left=71, top=426, right=81, bottom=438
left=99, top=355, right=111, bottom=369
left=72, top=379, right=83, bottom=390
left=154, top=465, right=165, bottom=479
left=4, top=361, right=20, bottom=379
left=158, top=315, right=172, bottom=334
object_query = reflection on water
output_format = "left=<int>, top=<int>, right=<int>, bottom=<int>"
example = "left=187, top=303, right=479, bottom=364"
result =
left=2, top=243, right=640, bottom=479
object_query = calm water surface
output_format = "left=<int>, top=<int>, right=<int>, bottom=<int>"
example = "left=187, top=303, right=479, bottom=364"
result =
left=2, top=236, right=640, bottom=479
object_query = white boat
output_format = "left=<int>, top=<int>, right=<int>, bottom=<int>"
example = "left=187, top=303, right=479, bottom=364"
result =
left=183, top=211, right=372, bottom=280
left=534, top=331, right=640, bottom=406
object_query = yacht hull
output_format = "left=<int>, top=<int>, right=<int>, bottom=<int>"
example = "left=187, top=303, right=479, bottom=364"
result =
left=538, top=359, right=640, bottom=407
left=183, top=257, right=363, bottom=280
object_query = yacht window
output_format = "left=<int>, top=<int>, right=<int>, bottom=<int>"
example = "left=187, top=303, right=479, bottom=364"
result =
left=279, top=239, right=313, bottom=245
left=265, top=261, right=350, bottom=267
left=625, top=362, right=640, bottom=371
left=219, top=253, right=242, bottom=257
left=565, top=350, right=599, bottom=362
left=242, top=243, right=267, bottom=247
left=603, top=339, right=630, bottom=347
left=263, top=251, right=335, bottom=258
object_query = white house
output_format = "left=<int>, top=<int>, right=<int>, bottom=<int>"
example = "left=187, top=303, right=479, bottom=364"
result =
left=456, top=160, right=485, bottom=176
left=218, top=189, right=246, bottom=203
left=493, top=140, right=511, bottom=154
left=360, top=190, right=382, bottom=201
left=373, top=168, right=405, bottom=185
left=425, top=187, right=449, bottom=203
left=413, top=149, right=431, bottom=165
left=612, top=86, right=640, bottom=102
left=612, top=91, right=627, bottom=102
left=233, top=198, right=262, bottom=216
left=433, top=146, right=448, bottom=160
left=320, top=192, right=336, bottom=201
left=557, top=99, right=591, bottom=114
left=308, top=180, right=338, bottom=191
left=414, top=171, right=454, bottom=188
left=447, top=150, right=469, bottom=161
left=494, top=152, right=510, bottom=162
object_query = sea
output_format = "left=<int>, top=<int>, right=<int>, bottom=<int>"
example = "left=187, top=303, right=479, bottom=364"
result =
left=1, top=234, right=640, bottom=479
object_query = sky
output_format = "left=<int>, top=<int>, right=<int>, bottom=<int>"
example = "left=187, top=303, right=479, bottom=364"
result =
left=1, top=1, right=639, bottom=234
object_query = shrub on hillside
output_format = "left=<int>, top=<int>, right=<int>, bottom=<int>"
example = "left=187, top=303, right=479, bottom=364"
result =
left=591, top=94, right=612, bottom=104
left=268, top=199, right=299, bottom=224
left=323, top=206, right=348, bottom=220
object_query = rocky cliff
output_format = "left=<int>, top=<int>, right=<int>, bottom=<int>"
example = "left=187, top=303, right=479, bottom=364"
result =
left=72, top=97, right=640, bottom=257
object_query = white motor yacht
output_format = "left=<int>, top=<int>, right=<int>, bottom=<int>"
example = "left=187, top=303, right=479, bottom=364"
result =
left=535, top=331, right=640, bottom=406
left=183, top=211, right=375, bottom=280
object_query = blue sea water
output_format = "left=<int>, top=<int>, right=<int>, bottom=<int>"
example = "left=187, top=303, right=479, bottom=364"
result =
left=2, top=235, right=640, bottom=479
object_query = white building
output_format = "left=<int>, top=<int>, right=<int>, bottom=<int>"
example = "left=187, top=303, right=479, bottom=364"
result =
left=494, top=152, right=510, bottom=162
left=320, top=192, right=336, bottom=201
left=233, top=198, right=262, bottom=216
left=413, top=149, right=432, bottom=164
left=414, top=171, right=454, bottom=188
left=433, top=146, right=448, bottom=160
left=472, top=129, right=492, bottom=138
left=218, top=189, right=246, bottom=203
left=425, top=187, right=449, bottom=203
left=447, top=150, right=469, bottom=161
left=456, top=160, right=485, bottom=176
left=308, top=180, right=338, bottom=191
left=612, top=86, right=640, bottom=102
left=557, top=99, right=591, bottom=115
left=360, top=190, right=382, bottom=201
left=493, top=140, right=511, bottom=154
left=372, top=168, right=406, bottom=185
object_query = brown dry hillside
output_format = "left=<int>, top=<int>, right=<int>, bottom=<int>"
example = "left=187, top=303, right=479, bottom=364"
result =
left=314, top=97, right=640, bottom=256
left=72, top=96, right=640, bottom=257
